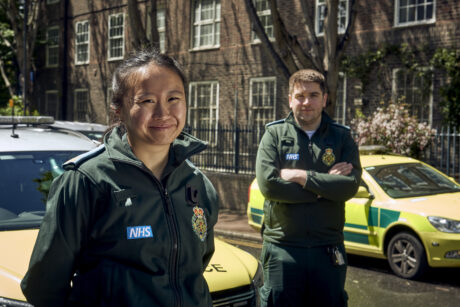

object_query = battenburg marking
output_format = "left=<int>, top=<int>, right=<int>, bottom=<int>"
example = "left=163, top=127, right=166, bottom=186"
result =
left=191, top=206, right=208, bottom=241
left=127, top=225, right=153, bottom=240
left=286, top=153, right=300, bottom=160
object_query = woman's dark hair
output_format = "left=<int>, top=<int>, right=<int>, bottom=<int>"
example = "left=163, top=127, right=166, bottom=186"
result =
left=106, top=48, right=186, bottom=135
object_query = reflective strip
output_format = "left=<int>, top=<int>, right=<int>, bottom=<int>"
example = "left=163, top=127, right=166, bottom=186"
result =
left=344, top=223, right=367, bottom=230
left=380, top=209, right=400, bottom=228
left=250, top=207, right=264, bottom=215
left=344, top=231, right=369, bottom=244
left=251, top=214, right=262, bottom=224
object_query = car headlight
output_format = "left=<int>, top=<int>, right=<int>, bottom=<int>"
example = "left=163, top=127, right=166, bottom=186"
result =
left=252, top=262, right=264, bottom=288
left=428, top=216, right=460, bottom=233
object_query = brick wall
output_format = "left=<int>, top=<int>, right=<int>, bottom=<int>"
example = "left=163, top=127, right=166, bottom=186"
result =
left=32, top=0, right=460, bottom=129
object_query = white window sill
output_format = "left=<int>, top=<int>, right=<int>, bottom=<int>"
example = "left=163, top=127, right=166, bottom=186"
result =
left=393, top=19, right=436, bottom=28
left=108, top=57, right=124, bottom=62
left=189, top=46, right=220, bottom=52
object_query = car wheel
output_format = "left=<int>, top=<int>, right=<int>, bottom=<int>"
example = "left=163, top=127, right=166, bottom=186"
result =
left=387, top=232, right=427, bottom=279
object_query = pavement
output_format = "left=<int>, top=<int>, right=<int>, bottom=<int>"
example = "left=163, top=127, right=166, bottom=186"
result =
left=214, top=209, right=262, bottom=243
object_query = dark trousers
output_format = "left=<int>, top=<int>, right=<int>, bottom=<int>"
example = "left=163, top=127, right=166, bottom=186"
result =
left=259, top=241, right=348, bottom=307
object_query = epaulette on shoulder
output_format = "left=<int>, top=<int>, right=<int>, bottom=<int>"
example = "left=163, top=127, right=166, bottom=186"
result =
left=331, top=122, right=350, bottom=130
left=63, top=144, right=106, bottom=170
left=265, top=119, right=285, bottom=128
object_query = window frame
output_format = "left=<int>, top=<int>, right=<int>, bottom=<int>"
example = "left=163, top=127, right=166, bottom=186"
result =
left=108, top=13, right=125, bottom=61
left=45, top=90, right=59, bottom=118
left=315, top=0, right=349, bottom=36
left=251, top=0, right=275, bottom=43
left=46, top=26, right=60, bottom=68
left=157, top=8, right=166, bottom=53
left=394, top=0, right=436, bottom=27
left=74, top=88, right=89, bottom=122
left=249, top=76, right=277, bottom=126
left=334, top=73, right=347, bottom=125
left=191, top=0, right=221, bottom=51
left=188, top=81, right=220, bottom=145
left=391, top=67, right=433, bottom=125
left=75, top=20, right=90, bottom=65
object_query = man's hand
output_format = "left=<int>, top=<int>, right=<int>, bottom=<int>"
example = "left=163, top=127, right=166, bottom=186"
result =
left=328, top=162, right=353, bottom=176
left=280, top=162, right=353, bottom=186
left=280, top=169, right=307, bottom=186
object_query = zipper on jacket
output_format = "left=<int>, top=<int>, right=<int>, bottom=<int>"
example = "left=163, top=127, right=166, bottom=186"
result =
left=163, top=189, right=182, bottom=307
left=110, top=158, right=182, bottom=306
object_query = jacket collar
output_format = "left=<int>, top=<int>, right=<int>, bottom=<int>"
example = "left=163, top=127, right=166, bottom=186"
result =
left=104, top=126, right=208, bottom=166
left=285, top=110, right=333, bottom=134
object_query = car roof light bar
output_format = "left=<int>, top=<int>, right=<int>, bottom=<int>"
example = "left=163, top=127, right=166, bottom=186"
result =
left=0, top=116, right=55, bottom=125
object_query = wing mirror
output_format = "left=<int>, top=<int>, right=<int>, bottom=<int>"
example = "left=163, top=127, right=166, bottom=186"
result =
left=354, top=186, right=373, bottom=199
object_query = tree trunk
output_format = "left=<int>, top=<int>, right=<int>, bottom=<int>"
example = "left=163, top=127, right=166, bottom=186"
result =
left=148, top=0, right=160, bottom=49
left=127, top=0, right=149, bottom=49
left=323, top=0, right=339, bottom=117
left=5, top=0, right=42, bottom=113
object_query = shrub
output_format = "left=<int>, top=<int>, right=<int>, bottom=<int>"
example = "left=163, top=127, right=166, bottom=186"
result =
left=352, top=102, right=436, bottom=159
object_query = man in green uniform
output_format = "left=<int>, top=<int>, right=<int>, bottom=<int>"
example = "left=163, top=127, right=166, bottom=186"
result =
left=256, top=69, right=362, bottom=306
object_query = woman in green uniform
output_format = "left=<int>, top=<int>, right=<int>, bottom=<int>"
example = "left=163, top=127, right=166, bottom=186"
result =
left=21, top=49, right=219, bottom=307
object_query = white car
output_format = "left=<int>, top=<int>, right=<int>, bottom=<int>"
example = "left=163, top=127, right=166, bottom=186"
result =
left=0, top=116, right=261, bottom=306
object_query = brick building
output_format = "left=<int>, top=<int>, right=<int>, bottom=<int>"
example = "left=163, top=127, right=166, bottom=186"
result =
left=33, top=0, right=459, bottom=139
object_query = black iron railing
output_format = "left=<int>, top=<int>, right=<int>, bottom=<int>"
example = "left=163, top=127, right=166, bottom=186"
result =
left=184, top=124, right=460, bottom=181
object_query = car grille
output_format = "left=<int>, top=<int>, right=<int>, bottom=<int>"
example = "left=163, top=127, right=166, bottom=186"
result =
left=211, top=284, right=257, bottom=306
left=0, top=297, right=33, bottom=307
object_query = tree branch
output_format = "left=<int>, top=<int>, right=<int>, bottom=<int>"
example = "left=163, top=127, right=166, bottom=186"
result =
left=0, top=57, right=14, bottom=97
left=269, top=0, right=298, bottom=73
left=244, top=0, right=290, bottom=80
left=337, top=0, right=358, bottom=57
left=298, top=0, right=323, bottom=72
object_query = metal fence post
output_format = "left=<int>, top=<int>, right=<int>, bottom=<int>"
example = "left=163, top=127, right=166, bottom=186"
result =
left=447, top=126, right=451, bottom=176
left=234, top=126, right=240, bottom=174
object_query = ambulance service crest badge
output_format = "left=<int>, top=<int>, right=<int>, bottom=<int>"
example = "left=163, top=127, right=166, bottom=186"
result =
left=322, top=148, right=335, bottom=166
left=191, top=206, right=207, bottom=241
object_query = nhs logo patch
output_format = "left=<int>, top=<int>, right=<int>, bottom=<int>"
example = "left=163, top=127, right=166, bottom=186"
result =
left=285, top=153, right=299, bottom=160
left=127, top=225, right=153, bottom=240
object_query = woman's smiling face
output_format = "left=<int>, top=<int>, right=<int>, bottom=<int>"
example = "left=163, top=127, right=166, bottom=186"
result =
left=120, top=63, right=186, bottom=149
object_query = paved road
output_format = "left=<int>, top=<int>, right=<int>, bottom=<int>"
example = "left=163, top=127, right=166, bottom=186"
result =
left=216, top=235, right=460, bottom=307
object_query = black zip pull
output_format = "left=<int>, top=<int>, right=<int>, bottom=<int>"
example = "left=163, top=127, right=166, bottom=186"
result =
left=164, top=189, right=171, bottom=215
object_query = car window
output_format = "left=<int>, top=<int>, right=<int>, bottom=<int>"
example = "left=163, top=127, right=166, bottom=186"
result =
left=0, top=151, right=85, bottom=230
left=365, top=163, right=460, bottom=198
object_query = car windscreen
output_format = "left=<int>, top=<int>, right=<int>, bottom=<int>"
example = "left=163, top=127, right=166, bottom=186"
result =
left=0, top=151, right=85, bottom=230
left=365, top=162, right=460, bottom=199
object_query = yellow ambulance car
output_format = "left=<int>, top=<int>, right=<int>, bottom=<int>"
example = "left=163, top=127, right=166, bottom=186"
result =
left=248, top=154, right=460, bottom=279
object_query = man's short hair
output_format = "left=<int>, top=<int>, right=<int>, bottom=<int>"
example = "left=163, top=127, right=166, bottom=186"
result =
left=289, top=69, right=326, bottom=95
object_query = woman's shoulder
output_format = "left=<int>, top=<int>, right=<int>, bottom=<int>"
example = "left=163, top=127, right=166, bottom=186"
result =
left=63, top=145, right=107, bottom=171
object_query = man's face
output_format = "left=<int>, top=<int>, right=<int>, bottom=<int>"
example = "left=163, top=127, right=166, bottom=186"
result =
left=289, top=81, right=327, bottom=131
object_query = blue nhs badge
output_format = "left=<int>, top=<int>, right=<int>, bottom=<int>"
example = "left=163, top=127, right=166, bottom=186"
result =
left=285, top=153, right=299, bottom=160
left=127, top=225, right=153, bottom=240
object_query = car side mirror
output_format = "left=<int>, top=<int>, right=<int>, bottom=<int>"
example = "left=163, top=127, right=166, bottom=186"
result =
left=354, top=186, right=373, bottom=199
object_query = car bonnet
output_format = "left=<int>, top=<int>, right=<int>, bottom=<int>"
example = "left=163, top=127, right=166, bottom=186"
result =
left=0, top=229, right=38, bottom=301
left=204, top=238, right=258, bottom=292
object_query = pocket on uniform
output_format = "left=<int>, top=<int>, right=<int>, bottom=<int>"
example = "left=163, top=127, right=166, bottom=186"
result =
left=112, top=189, right=137, bottom=207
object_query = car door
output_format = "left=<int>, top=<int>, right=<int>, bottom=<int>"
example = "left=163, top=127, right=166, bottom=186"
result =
left=344, top=173, right=382, bottom=256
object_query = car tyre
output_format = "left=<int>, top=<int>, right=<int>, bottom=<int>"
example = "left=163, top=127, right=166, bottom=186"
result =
left=387, top=232, right=427, bottom=279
